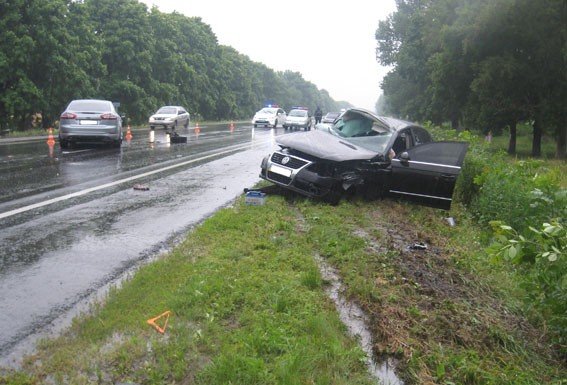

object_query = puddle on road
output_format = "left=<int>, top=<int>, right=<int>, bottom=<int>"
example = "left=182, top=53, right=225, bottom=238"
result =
left=314, top=255, right=404, bottom=385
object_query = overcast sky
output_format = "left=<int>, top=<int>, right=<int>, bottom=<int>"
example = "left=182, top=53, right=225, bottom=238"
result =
left=139, top=0, right=396, bottom=111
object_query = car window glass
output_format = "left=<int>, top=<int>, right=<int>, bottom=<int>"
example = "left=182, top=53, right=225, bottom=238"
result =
left=411, top=126, right=432, bottom=145
left=392, top=133, right=407, bottom=154
left=68, top=100, right=110, bottom=112
left=289, top=110, right=307, bottom=117
left=339, top=118, right=373, bottom=137
left=406, top=142, right=467, bottom=166
left=346, top=134, right=393, bottom=153
left=157, top=107, right=176, bottom=114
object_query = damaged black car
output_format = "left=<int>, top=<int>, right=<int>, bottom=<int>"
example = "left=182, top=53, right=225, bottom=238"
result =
left=259, top=108, right=468, bottom=209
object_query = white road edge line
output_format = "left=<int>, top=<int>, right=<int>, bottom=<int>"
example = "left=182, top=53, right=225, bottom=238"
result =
left=0, top=143, right=253, bottom=220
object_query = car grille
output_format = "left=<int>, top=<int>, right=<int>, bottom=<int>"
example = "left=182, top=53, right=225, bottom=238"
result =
left=267, top=172, right=292, bottom=185
left=270, top=153, right=308, bottom=169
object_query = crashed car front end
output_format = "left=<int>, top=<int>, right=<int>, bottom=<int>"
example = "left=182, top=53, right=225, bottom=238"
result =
left=261, top=150, right=390, bottom=201
left=259, top=126, right=392, bottom=202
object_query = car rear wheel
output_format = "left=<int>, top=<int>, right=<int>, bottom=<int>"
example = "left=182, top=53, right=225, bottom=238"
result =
left=59, top=138, right=69, bottom=149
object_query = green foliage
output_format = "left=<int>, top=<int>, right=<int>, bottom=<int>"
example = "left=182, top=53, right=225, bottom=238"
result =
left=377, top=0, right=566, bottom=158
left=470, top=158, right=564, bottom=234
left=0, top=0, right=341, bottom=129
left=489, top=219, right=567, bottom=354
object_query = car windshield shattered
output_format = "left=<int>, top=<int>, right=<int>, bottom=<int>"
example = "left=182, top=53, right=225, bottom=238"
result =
left=328, top=112, right=393, bottom=153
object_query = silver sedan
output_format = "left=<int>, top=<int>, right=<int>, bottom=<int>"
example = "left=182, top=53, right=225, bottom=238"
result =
left=58, top=99, right=123, bottom=149
left=149, top=106, right=190, bottom=130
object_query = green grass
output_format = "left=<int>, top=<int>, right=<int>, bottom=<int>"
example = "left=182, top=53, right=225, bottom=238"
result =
left=0, top=197, right=374, bottom=385
left=0, top=128, right=57, bottom=138
left=1, top=193, right=564, bottom=384
left=488, top=124, right=559, bottom=160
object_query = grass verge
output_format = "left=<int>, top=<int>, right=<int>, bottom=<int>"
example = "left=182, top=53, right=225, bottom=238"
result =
left=0, top=192, right=565, bottom=384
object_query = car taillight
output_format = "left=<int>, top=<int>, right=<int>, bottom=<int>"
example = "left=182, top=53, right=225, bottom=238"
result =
left=60, top=112, right=77, bottom=120
left=100, top=113, right=118, bottom=120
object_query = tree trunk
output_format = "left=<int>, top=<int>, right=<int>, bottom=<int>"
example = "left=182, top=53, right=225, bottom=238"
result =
left=532, top=117, right=542, bottom=157
left=556, top=124, right=567, bottom=159
left=507, top=120, right=517, bottom=155
left=451, top=115, right=459, bottom=130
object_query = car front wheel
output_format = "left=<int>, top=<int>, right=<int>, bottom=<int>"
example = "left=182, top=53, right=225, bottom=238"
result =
left=323, top=184, right=342, bottom=205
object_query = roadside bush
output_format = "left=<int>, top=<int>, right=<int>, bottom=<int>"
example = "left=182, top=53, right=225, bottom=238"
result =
left=470, top=159, right=564, bottom=234
left=428, top=125, right=567, bottom=356
left=489, top=219, right=566, bottom=357
left=427, top=125, right=490, bottom=206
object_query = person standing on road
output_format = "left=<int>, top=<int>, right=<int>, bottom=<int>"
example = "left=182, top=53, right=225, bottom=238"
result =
left=314, top=106, right=323, bottom=125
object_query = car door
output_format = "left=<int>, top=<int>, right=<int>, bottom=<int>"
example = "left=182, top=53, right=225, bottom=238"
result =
left=389, top=141, right=469, bottom=209
left=180, top=109, right=188, bottom=125
left=278, top=108, right=286, bottom=123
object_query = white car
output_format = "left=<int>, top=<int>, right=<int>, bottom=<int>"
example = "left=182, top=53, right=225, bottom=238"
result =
left=252, top=107, right=286, bottom=128
left=149, top=106, right=190, bottom=130
left=283, top=108, right=312, bottom=130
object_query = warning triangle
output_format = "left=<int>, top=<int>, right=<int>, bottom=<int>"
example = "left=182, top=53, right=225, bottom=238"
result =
left=147, top=310, right=171, bottom=334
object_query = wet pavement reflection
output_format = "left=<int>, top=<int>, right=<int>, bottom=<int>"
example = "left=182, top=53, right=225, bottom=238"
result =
left=0, top=123, right=284, bottom=366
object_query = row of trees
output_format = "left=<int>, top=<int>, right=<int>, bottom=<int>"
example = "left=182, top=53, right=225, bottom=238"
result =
left=375, top=0, right=566, bottom=158
left=0, top=0, right=345, bottom=130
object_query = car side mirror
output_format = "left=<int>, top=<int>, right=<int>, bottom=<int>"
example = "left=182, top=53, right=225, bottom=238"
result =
left=400, top=151, right=410, bottom=163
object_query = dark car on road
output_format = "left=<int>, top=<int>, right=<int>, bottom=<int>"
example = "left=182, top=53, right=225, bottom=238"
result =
left=58, top=99, right=123, bottom=149
left=260, top=108, right=468, bottom=207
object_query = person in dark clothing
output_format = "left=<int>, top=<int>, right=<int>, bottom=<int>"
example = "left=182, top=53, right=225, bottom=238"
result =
left=314, top=106, right=323, bottom=125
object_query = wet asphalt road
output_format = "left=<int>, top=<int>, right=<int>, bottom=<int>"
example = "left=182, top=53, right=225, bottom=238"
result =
left=0, top=123, right=285, bottom=366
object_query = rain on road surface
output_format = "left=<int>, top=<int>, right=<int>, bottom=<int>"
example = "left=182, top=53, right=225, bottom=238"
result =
left=0, top=123, right=284, bottom=366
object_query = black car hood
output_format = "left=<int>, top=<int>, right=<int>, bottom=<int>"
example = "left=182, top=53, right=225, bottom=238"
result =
left=276, top=130, right=379, bottom=162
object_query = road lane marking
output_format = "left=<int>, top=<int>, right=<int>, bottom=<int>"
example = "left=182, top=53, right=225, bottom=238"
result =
left=0, top=142, right=256, bottom=220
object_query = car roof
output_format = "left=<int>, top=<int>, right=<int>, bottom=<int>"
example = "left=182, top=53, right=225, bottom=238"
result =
left=69, top=99, right=111, bottom=103
left=343, top=107, right=418, bottom=132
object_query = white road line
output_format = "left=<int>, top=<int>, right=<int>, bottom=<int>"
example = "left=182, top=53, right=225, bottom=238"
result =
left=0, top=142, right=254, bottom=220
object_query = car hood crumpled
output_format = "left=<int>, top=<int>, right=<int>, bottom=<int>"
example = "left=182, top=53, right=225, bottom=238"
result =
left=276, top=130, right=379, bottom=162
